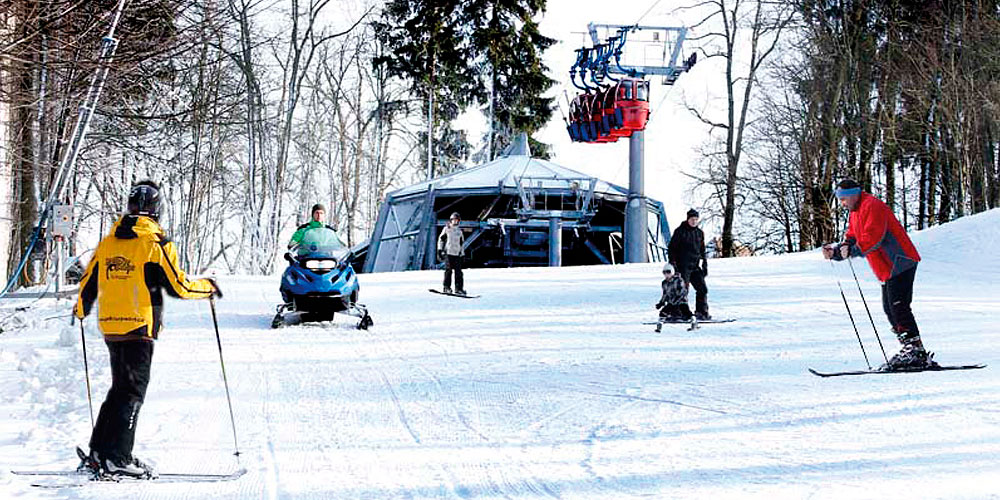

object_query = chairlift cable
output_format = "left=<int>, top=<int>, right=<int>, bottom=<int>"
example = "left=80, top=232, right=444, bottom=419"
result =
left=636, top=0, right=664, bottom=25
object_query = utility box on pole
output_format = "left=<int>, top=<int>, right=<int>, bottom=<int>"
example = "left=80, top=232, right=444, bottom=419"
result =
left=52, top=205, right=73, bottom=239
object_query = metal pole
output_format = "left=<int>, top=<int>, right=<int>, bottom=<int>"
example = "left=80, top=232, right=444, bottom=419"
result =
left=79, top=321, right=95, bottom=428
left=829, top=261, right=871, bottom=369
left=55, top=238, right=62, bottom=295
left=209, top=297, right=241, bottom=460
left=847, top=258, right=890, bottom=364
left=0, top=0, right=127, bottom=298
left=548, top=217, right=562, bottom=267
left=427, top=86, right=434, bottom=181
left=624, top=130, right=648, bottom=263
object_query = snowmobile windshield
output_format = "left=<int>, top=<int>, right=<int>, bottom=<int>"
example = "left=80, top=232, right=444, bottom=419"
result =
left=295, top=227, right=347, bottom=259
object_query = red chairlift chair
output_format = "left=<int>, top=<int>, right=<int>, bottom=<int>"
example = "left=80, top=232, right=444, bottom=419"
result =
left=617, top=78, right=650, bottom=132
left=567, top=95, right=585, bottom=142
left=588, top=91, right=618, bottom=143
left=603, top=83, right=632, bottom=138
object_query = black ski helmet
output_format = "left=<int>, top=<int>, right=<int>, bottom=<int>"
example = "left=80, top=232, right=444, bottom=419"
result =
left=127, top=180, right=161, bottom=220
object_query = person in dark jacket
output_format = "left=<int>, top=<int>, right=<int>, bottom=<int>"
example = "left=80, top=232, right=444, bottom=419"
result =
left=75, top=180, right=222, bottom=479
left=654, top=263, right=692, bottom=332
left=823, top=178, right=934, bottom=370
left=668, top=209, right=710, bottom=319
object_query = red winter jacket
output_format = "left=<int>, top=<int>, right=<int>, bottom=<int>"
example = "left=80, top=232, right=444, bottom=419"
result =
left=844, top=192, right=920, bottom=282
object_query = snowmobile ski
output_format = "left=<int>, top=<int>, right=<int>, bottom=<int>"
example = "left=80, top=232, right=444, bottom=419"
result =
left=429, top=289, right=480, bottom=299
left=644, top=318, right=735, bottom=325
left=808, top=364, right=986, bottom=377
left=272, top=302, right=373, bottom=330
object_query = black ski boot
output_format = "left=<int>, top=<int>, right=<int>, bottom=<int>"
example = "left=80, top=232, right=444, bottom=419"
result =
left=77, top=449, right=101, bottom=476
left=879, top=334, right=938, bottom=371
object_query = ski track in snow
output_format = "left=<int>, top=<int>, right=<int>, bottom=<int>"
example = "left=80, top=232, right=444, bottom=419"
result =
left=2, top=209, right=1000, bottom=499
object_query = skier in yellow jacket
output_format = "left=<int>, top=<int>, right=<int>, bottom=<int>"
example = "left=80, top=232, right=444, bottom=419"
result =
left=74, top=180, right=221, bottom=479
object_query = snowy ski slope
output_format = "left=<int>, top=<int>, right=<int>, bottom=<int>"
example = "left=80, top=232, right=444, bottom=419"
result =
left=1, top=209, right=999, bottom=499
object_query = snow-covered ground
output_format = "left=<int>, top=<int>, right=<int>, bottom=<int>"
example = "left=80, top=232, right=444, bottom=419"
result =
left=2, top=210, right=999, bottom=499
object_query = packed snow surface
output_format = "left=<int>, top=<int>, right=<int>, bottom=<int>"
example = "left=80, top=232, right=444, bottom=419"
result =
left=2, top=210, right=999, bottom=499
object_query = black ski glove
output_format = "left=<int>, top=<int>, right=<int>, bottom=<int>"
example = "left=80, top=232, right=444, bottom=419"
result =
left=655, top=302, right=663, bottom=309
left=701, top=261, right=708, bottom=277
left=206, top=278, right=223, bottom=299
left=437, top=249, right=446, bottom=261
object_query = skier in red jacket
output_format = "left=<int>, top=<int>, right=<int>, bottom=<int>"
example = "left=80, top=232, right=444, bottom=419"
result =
left=822, top=179, right=936, bottom=370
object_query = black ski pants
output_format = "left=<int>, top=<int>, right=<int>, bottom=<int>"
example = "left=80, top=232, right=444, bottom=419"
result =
left=89, top=340, right=153, bottom=462
left=685, top=268, right=709, bottom=316
left=444, top=254, right=464, bottom=291
left=659, top=303, right=693, bottom=320
left=881, top=265, right=919, bottom=339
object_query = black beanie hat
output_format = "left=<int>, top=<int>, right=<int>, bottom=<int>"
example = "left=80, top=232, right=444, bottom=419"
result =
left=686, top=209, right=699, bottom=219
left=311, top=203, right=326, bottom=213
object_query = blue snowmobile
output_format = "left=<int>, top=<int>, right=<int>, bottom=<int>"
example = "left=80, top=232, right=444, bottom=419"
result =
left=271, top=227, right=373, bottom=329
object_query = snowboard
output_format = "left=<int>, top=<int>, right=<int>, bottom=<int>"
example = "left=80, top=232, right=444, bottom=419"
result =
left=808, top=364, right=986, bottom=377
left=429, top=289, right=480, bottom=299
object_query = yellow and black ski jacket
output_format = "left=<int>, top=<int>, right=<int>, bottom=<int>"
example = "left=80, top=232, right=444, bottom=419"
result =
left=75, top=215, right=215, bottom=342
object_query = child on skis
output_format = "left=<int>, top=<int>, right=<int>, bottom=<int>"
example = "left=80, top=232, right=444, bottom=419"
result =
left=654, top=262, right=692, bottom=332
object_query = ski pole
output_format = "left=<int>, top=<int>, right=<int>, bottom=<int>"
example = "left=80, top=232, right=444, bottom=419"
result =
left=208, top=296, right=241, bottom=460
left=828, top=260, right=871, bottom=369
left=79, top=320, right=95, bottom=428
left=846, top=258, right=890, bottom=364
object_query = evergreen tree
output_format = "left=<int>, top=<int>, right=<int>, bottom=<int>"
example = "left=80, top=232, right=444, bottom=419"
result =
left=466, top=0, right=555, bottom=159
left=374, top=0, right=483, bottom=177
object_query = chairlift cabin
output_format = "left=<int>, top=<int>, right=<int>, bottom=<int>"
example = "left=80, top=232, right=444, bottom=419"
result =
left=357, top=134, right=672, bottom=273
left=616, top=78, right=650, bottom=132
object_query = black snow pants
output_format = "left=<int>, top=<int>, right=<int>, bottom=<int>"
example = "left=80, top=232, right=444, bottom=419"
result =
left=89, top=340, right=154, bottom=462
left=444, top=254, right=464, bottom=292
left=882, top=265, right=919, bottom=340
left=685, top=268, right=709, bottom=316
left=659, top=303, right=693, bottom=320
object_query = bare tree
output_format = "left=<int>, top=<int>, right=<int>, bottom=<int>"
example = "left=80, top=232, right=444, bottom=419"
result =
left=685, top=0, right=794, bottom=257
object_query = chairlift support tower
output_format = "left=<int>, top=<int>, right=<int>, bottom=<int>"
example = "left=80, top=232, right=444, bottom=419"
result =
left=578, top=23, right=693, bottom=264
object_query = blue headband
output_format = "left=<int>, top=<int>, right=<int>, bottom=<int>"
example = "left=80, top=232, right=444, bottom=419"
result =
left=835, top=187, right=861, bottom=198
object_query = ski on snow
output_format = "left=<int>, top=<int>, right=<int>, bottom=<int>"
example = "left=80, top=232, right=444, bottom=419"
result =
left=12, top=468, right=247, bottom=488
left=428, top=289, right=480, bottom=299
left=13, top=447, right=246, bottom=488
left=808, top=364, right=986, bottom=377
left=643, top=318, right=735, bottom=325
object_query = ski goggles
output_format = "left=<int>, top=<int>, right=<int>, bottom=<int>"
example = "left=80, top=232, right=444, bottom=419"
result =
left=835, top=187, right=861, bottom=198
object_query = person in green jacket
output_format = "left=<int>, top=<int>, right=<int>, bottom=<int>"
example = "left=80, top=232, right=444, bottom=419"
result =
left=289, top=203, right=336, bottom=249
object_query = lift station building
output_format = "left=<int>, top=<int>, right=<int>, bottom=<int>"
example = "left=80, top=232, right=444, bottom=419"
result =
left=358, top=135, right=671, bottom=273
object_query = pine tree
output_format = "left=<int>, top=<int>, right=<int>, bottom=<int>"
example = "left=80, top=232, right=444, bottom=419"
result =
left=374, top=0, right=483, bottom=178
left=466, top=0, right=555, bottom=159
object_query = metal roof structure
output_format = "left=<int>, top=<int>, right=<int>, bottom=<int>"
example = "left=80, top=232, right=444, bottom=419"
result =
left=359, top=134, right=670, bottom=273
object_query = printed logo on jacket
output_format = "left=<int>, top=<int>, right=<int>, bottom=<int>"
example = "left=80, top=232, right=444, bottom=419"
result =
left=105, top=256, right=136, bottom=280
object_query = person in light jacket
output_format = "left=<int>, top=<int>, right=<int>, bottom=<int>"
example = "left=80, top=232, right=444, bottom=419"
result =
left=438, top=212, right=466, bottom=295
